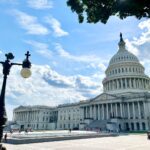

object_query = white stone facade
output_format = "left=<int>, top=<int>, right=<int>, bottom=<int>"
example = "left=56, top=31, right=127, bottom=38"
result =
left=13, top=106, right=58, bottom=130
left=13, top=34, right=150, bottom=131
left=57, top=104, right=81, bottom=130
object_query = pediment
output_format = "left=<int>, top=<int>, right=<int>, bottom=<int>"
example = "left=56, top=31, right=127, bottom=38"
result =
left=91, top=93, right=117, bottom=102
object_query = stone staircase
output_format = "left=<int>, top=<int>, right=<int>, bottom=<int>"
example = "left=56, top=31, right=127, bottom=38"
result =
left=86, top=120, right=107, bottom=130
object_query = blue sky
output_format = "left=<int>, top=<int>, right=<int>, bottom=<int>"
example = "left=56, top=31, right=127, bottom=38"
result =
left=0, top=0, right=149, bottom=120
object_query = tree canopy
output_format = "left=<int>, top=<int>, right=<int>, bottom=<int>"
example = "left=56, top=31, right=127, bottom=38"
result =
left=67, top=0, right=150, bottom=24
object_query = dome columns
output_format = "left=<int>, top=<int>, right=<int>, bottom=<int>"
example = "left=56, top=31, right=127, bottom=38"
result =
left=103, top=77, right=149, bottom=93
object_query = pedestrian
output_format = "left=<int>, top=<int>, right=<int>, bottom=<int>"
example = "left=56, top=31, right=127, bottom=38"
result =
left=69, top=128, right=71, bottom=133
left=4, top=133, right=7, bottom=143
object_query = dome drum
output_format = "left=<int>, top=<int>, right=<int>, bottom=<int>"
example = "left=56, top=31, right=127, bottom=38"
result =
left=103, top=77, right=149, bottom=92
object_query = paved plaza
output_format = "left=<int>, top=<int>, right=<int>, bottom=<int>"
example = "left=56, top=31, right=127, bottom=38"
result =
left=3, top=133, right=150, bottom=150
left=6, top=130, right=112, bottom=144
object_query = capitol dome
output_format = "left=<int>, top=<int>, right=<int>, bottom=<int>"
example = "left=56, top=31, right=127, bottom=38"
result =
left=103, top=33, right=150, bottom=94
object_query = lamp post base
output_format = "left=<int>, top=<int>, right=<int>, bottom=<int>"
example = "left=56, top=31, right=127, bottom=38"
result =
left=0, top=123, right=7, bottom=150
left=0, top=144, right=6, bottom=150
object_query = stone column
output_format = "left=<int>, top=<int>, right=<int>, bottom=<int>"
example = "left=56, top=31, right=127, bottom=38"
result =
left=143, top=101, right=146, bottom=118
left=99, top=105, right=101, bottom=120
left=109, top=81, right=111, bottom=91
left=85, top=106, right=87, bottom=118
left=116, top=79, right=119, bottom=89
left=127, top=103, right=130, bottom=119
left=94, top=105, right=96, bottom=120
left=133, top=78, right=136, bottom=88
left=129, top=78, right=132, bottom=88
left=120, top=103, right=123, bottom=118
left=141, top=79, right=143, bottom=89
left=139, top=79, right=141, bottom=89
left=96, top=105, right=98, bottom=120
left=136, top=79, right=139, bottom=88
left=121, top=79, right=123, bottom=89
left=115, top=103, right=118, bottom=117
left=98, top=104, right=100, bottom=120
left=132, top=102, right=135, bottom=119
left=109, top=82, right=111, bottom=91
left=111, top=81, right=113, bottom=90
left=106, top=103, right=109, bottom=119
left=115, top=80, right=117, bottom=89
left=143, top=79, right=145, bottom=89
left=20, top=112, right=22, bottom=121
left=143, top=79, right=145, bottom=88
left=125, top=78, right=127, bottom=88
left=102, top=104, right=104, bottom=120
left=82, top=107, right=85, bottom=122
left=90, top=106, right=92, bottom=119
left=138, top=101, right=141, bottom=119
left=111, top=103, right=113, bottom=117
left=112, top=80, right=115, bottom=90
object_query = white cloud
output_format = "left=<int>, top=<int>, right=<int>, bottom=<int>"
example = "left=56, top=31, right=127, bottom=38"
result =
left=27, top=0, right=53, bottom=9
left=124, top=19, right=150, bottom=76
left=12, top=10, right=49, bottom=35
left=5, top=64, right=101, bottom=120
left=134, top=19, right=150, bottom=45
left=55, top=43, right=107, bottom=63
left=25, top=40, right=52, bottom=58
left=125, top=39, right=140, bottom=56
left=45, top=16, right=69, bottom=37
left=124, top=19, right=150, bottom=58
left=88, top=63, right=107, bottom=72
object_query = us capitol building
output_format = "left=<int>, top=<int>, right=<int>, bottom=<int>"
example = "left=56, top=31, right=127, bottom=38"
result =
left=13, top=34, right=150, bottom=132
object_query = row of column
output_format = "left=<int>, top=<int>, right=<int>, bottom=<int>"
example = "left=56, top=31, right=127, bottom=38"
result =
left=83, top=101, right=146, bottom=120
left=14, top=111, right=39, bottom=122
left=104, top=78, right=149, bottom=91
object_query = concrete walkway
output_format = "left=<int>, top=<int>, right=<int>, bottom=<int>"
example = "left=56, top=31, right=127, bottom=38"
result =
left=3, top=134, right=150, bottom=150
left=5, top=130, right=117, bottom=144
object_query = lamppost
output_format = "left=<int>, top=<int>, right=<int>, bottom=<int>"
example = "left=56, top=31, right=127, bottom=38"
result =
left=0, top=51, right=31, bottom=150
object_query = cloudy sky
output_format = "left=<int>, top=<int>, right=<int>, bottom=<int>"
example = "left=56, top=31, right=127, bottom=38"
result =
left=0, top=0, right=149, bottom=120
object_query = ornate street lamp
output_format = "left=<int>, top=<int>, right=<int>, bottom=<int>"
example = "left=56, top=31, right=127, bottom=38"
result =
left=0, top=51, right=31, bottom=149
